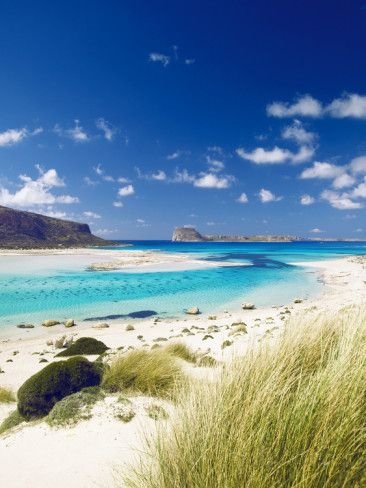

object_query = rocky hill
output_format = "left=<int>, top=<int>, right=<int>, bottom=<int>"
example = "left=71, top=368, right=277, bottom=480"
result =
left=172, top=226, right=304, bottom=242
left=0, top=206, right=113, bottom=249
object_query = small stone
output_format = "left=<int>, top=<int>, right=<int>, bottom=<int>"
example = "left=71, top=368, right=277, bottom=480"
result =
left=185, top=307, right=200, bottom=315
left=125, top=324, right=135, bottom=331
left=64, top=319, right=75, bottom=328
left=294, top=298, right=303, bottom=304
left=92, top=323, right=110, bottom=329
left=42, top=320, right=60, bottom=327
left=242, top=303, right=255, bottom=310
left=16, top=323, right=35, bottom=329
left=208, top=315, right=217, bottom=320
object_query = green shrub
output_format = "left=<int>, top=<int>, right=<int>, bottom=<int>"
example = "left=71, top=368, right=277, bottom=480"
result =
left=55, top=337, right=108, bottom=357
left=145, top=403, right=168, bottom=421
left=0, top=386, right=15, bottom=403
left=196, top=355, right=218, bottom=367
left=102, top=349, right=183, bottom=397
left=46, top=387, right=104, bottom=427
left=164, top=343, right=197, bottom=363
left=0, top=410, right=25, bottom=435
left=17, top=357, right=103, bottom=419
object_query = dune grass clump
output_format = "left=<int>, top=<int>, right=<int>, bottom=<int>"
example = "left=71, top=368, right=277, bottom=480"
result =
left=0, top=386, right=15, bottom=403
left=0, top=410, right=25, bottom=435
left=164, top=343, right=197, bottom=363
left=125, top=307, right=366, bottom=487
left=17, top=357, right=103, bottom=419
left=55, top=337, right=108, bottom=357
left=46, top=387, right=104, bottom=427
left=102, top=349, right=183, bottom=398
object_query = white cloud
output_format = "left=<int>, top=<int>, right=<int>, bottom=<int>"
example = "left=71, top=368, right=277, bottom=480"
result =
left=193, top=173, right=233, bottom=189
left=96, top=118, right=117, bottom=141
left=332, top=173, right=356, bottom=189
left=83, top=176, right=98, bottom=186
left=113, top=201, right=123, bottom=208
left=172, top=169, right=195, bottom=184
left=118, top=184, right=134, bottom=197
left=151, top=170, right=167, bottom=181
left=185, top=58, right=195, bottom=65
left=0, top=167, right=79, bottom=209
left=351, top=178, right=366, bottom=198
left=321, top=189, right=362, bottom=210
left=310, top=228, right=323, bottom=233
left=267, top=93, right=366, bottom=119
left=237, top=145, right=313, bottom=164
left=117, top=177, right=130, bottom=183
left=258, top=188, right=282, bottom=203
left=237, top=193, right=248, bottom=204
left=326, top=93, right=366, bottom=119
left=0, top=127, right=42, bottom=147
left=206, top=156, right=225, bottom=172
left=137, top=218, right=145, bottom=224
left=281, top=120, right=316, bottom=144
left=167, top=150, right=188, bottom=160
left=350, top=156, right=366, bottom=174
left=300, top=162, right=344, bottom=180
left=83, top=211, right=101, bottom=219
left=54, top=120, right=89, bottom=142
left=267, top=95, right=322, bottom=118
left=149, top=52, right=170, bottom=67
left=300, top=194, right=315, bottom=205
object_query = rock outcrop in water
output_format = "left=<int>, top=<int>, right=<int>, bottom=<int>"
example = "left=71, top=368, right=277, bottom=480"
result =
left=172, top=226, right=305, bottom=242
left=0, top=205, right=112, bottom=248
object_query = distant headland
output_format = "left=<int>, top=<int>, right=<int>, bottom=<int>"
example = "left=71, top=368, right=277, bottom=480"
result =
left=172, top=226, right=305, bottom=242
left=0, top=205, right=112, bottom=249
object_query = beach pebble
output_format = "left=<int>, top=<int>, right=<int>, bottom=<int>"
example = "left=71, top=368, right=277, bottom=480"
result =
left=64, top=319, right=75, bottom=328
left=294, top=298, right=303, bottom=304
left=242, top=303, right=255, bottom=310
left=16, top=323, right=35, bottom=329
left=186, top=307, right=200, bottom=315
left=42, top=320, right=60, bottom=327
left=92, top=323, right=110, bottom=329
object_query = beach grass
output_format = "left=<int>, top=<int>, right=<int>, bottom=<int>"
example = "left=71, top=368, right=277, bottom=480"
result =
left=124, top=306, right=366, bottom=487
left=102, top=349, right=184, bottom=398
left=0, top=410, right=25, bottom=435
left=164, top=342, right=197, bottom=363
left=0, top=386, right=15, bottom=403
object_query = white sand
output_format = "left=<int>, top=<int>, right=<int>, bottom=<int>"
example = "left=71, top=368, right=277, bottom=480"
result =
left=1, top=255, right=366, bottom=487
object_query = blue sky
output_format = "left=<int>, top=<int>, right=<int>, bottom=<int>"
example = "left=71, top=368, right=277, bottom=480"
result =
left=1, top=0, right=366, bottom=239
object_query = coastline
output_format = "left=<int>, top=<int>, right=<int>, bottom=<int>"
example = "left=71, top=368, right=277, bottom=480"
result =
left=1, top=254, right=366, bottom=488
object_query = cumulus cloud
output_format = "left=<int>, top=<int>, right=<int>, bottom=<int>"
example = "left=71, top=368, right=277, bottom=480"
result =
left=118, top=184, right=134, bottom=197
left=149, top=52, right=170, bottom=67
left=258, top=188, right=282, bottom=203
left=300, top=194, right=315, bottom=205
left=0, top=166, right=79, bottom=209
left=281, top=120, right=317, bottom=144
left=321, top=189, right=363, bottom=210
left=310, top=228, right=323, bottom=233
left=151, top=170, right=167, bottom=181
left=185, top=58, right=195, bottom=65
left=193, top=173, right=233, bottom=189
left=351, top=178, right=366, bottom=198
left=350, top=156, right=366, bottom=174
left=206, top=156, right=225, bottom=172
left=113, top=201, right=123, bottom=208
left=0, top=127, right=42, bottom=147
left=300, top=162, right=344, bottom=180
left=267, top=93, right=366, bottom=119
left=332, top=173, right=356, bottom=189
left=237, top=145, right=314, bottom=164
left=83, top=211, right=101, bottom=219
left=96, top=118, right=117, bottom=141
left=267, top=95, right=322, bottom=118
left=237, top=193, right=248, bottom=203
left=54, top=120, right=89, bottom=142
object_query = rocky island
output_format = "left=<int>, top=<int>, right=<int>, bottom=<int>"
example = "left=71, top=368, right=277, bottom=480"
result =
left=0, top=205, right=112, bottom=248
left=172, top=226, right=305, bottom=242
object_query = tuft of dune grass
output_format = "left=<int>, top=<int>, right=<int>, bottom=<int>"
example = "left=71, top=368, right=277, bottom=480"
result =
left=0, top=386, right=15, bottom=403
left=164, top=343, right=197, bottom=363
left=124, top=306, right=366, bottom=487
left=102, top=349, right=184, bottom=398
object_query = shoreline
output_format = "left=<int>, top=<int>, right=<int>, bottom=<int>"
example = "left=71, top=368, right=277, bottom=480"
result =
left=1, top=255, right=366, bottom=488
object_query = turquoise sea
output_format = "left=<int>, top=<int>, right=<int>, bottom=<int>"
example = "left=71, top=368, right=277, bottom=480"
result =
left=0, top=241, right=366, bottom=327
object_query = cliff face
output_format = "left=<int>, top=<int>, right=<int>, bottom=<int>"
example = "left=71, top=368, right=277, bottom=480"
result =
left=0, top=206, right=112, bottom=248
left=172, top=227, right=204, bottom=242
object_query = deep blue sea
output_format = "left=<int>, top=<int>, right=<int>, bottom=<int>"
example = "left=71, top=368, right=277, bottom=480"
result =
left=1, top=241, right=366, bottom=327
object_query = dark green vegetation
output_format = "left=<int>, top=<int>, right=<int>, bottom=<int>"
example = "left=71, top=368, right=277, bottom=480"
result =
left=17, top=357, right=102, bottom=419
left=0, top=205, right=112, bottom=248
left=56, top=337, right=108, bottom=357
left=46, top=387, right=105, bottom=427
left=0, top=386, right=15, bottom=403
left=0, top=410, right=25, bottom=435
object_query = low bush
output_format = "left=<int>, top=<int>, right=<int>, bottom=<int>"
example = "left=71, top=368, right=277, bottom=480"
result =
left=164, top=343, right=197, bottom=363
left=0, top=386, right=15, bottom=403
left=46, top=387, right=104, bottom=427
left=0, top=410, right=25, bottom=435
left=55, top=337, right=108, bottom=357
left=17, top=357, right=103, bottom=419
left=102, top=349, right=183, bottom=397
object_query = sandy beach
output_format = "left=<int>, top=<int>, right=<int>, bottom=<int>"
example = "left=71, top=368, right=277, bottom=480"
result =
left=1, top=254, right=366, bottom=487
